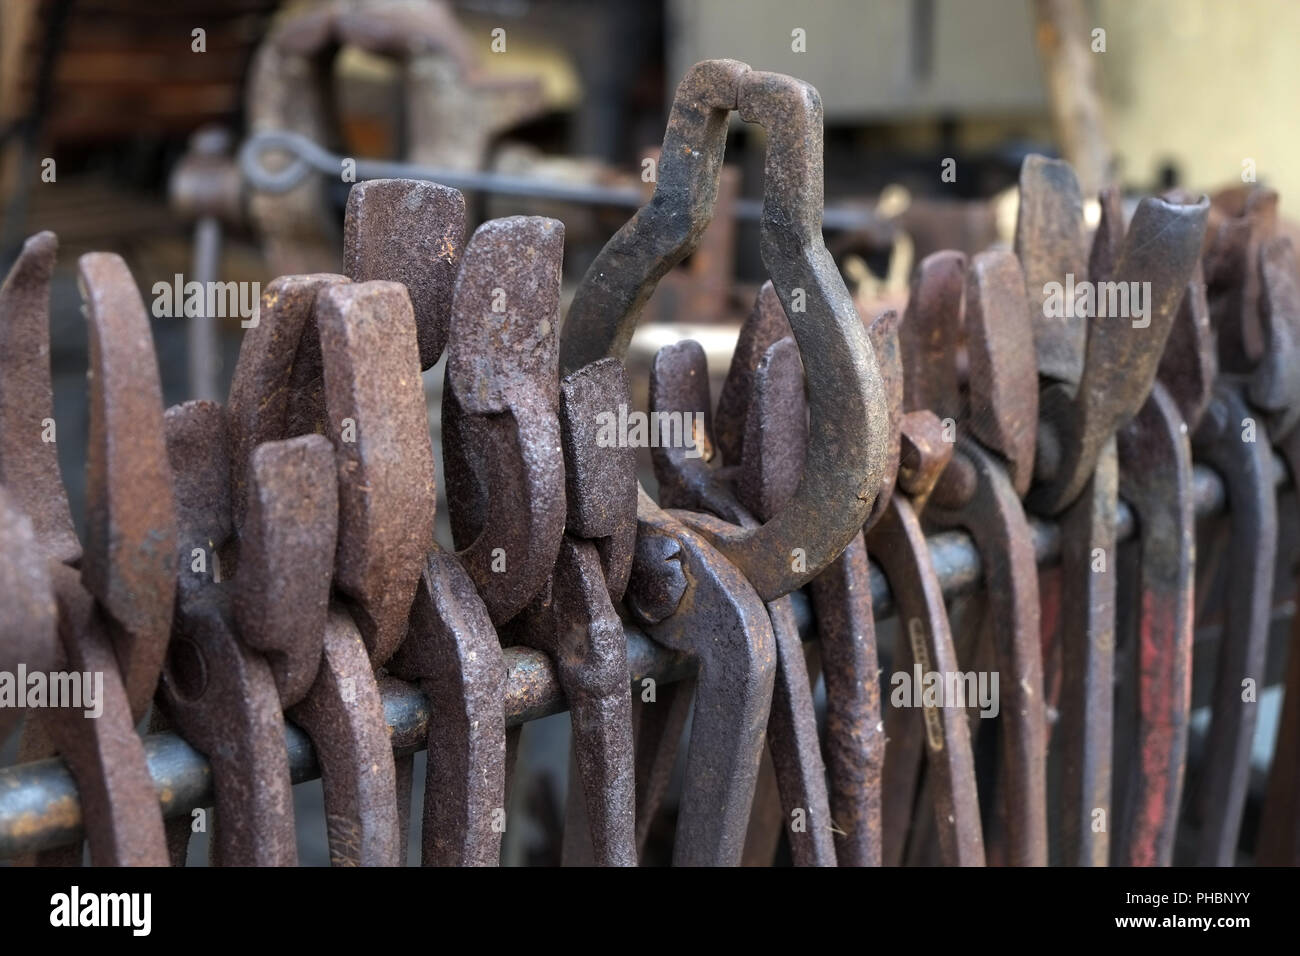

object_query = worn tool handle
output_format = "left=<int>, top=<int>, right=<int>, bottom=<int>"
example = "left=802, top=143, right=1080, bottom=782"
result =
left=1030, top=194, right=1209, bottom=514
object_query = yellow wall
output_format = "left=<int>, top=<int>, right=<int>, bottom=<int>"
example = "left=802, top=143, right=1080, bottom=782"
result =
left=1099, top=0, right=1300, bottom=206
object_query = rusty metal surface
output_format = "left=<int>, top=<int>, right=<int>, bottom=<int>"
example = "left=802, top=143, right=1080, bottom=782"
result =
left=316, top=280, right=437, bottom=665
left=1031, top=195, right=1210, bottom=515
left=0, top=490, right=56, bottom=742
left=158, top=400, right=297, bottom=867
left=929, top=437, right=1047, bottom=866
left=1188, top=385, right=1275, bottom=865
left=562, top=60, right=887, bottom=601
left=1157, top=261, right=1217, bottom=430
left=558, top=358, right=637, bottom=601
left=287, top=609, right=401, bottom=866
left=388, top=549, right=506, bottom=866
left=21, top=565, right=169, bottom=867
left=714, top=280, right=792, bottom=468
left=0, top=234, right=174, bottom=867
left=233, top=435, right=336, bottom=707
left=649, top=334, right=833, bottom=867
left=344, top=179, right=466, bottom=370
left=226, top=272, right=350, bottom=532
left=443, top=217, right=566, bottom=625
left=809, top=532, right=882, bottom=867
left=0, top=231, right=80, bottom=564
left=871, top=496, right=983, bottom=867
left=626, top=492, right=775, bottom=866
left=1253, top=237, right=1300, bottom=437
left=898, top=236, right=1046, bottom=866
left=1113, top=384, right=1195, bottom=867
left=964, top=251, right=1037, bottom=496
left=1053, top=438, right=1117, bottom=867
left=1204, top=186, right=1278, bottom=372
left=79, top=252, right=178, bottom=722
left=899, top=251, right=965, bottom=422
left=1014, top=155, right=1088, bottom=385
left=509, top=537, right=637, bottom=865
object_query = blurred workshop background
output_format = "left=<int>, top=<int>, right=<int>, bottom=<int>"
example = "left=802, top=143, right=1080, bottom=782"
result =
left=1, top=0, right=1296, bottom=864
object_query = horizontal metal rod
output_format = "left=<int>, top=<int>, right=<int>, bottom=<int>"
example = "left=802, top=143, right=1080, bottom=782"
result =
left=238, top=130, right=884, bottom=232
left=0, top=458, right=1284, bottom=857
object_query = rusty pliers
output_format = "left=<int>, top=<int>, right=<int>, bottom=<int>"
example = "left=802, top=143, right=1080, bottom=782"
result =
left=895, top=245, right=1045, bottom=866
left=1020, top=158, right=1208, bottom=866
left=558, top=60, right=888, bottom=864
left=1, top=234, right=175, bottom=866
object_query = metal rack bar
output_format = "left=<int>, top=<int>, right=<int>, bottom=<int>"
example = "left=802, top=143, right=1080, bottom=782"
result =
left=0, top=458, right=1287, bottom=858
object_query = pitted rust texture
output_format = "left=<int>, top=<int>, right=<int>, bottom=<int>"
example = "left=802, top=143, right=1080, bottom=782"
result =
left=562, top=60, right=887, bottom=601
left=626, top=492, right=775, bottom=866
left=560, top=58, right=748, bottom=374
left=344, top=179, right=466, bottom=370
left=0, top=231, right=79, bottom=564
left=442, top=216, right=566, bottom=625
left=808, top=532, right=883, bottom=867
left=287, top=609, right=401, bottom=866
left=1014, top=155, right=1088, bottom=384
left=0, top=491, right=56, bottom=742
left=508, top=537, right=637, bottom=866
left=559, top=358, right=637, bottom=600
left=0, top=233, right=169, bottom=867
left=166, top=400, right=232, bottom=603
left=158, top=400, right=297, bottom=867
left=1030, top=195, right=1210, bottom=515
left=79, top=252, right=178, bottom=721
left=316, top=280, right=436, bottom=665
left=226, top=273, right=350, bottom=532
left=23, top=564, right=169, bottom=866
left=649, top=342, right=739, bottom=520
left=388, top=549, right=506, bottom=866
left=1114, top=384, right=1194, bottom=867
left=737, top=337, right=806, bottom=531
left=234, top=434, right=337, bottom=707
